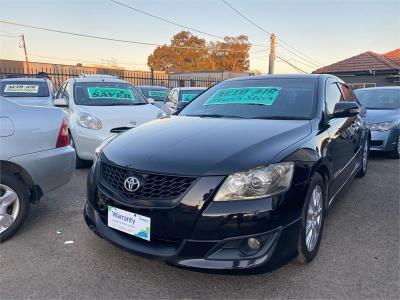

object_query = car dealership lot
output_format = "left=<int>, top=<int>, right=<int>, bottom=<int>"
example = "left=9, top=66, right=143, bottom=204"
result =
left=1, top=154, right=399, bottom=299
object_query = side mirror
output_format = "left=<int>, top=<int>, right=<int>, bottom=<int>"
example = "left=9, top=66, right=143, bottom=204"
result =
left=165, top=101, right=175, bottom=109
left=332, top=102, right=360, bottom=118
left=147, top=97, right=155, bottom=104
left=53, top=98, right=68, bottom=107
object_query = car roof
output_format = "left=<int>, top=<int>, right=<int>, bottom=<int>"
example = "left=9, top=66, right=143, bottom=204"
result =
left=355, top=86, right=400, bottom=91
left=224, top=74, right=327, bottom=82
left=176, top=87, right=207, bottom=90
left=72, top=77, right=130, bottom=84
left=138, top=85, right=168, bottom=89
left=0, top=77, right=48, bottom=82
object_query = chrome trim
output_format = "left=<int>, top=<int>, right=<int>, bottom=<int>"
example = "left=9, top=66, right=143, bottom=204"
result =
left=333, top=146, right=362, bottom=180
left=328, top=161, right=361, bottom=207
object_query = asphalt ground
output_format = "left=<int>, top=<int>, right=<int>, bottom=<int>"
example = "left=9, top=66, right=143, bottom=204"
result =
left=1, top=153, right=399, bottom=299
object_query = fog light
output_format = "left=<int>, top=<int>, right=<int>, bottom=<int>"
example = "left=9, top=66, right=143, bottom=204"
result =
left=247, top=237, right=261, bottom=251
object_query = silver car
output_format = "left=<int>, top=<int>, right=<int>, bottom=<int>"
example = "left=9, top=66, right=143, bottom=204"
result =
left=0, top=96, right=75, bottom=242
left=0, top=77, right=55, bottom=106
left=355, top=87, right=400, bottom=158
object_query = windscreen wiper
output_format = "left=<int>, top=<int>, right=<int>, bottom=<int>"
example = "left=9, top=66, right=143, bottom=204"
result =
left=185, top=113, right=245, bottom=119
left=253, top=116, right=309, bottom=120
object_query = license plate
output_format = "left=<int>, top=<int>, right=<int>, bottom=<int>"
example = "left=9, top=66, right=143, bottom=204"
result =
left=107, top=205, right=151, bottom=241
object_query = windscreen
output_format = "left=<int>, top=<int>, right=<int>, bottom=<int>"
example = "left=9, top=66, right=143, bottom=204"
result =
left=139, top=87, right=168, bottom=101
left=179, top=78, right=318, bottom=119
left=355, top=89, right=400, bottom=109
left=179, top=89, right=205, bottom=102
left=0, top=81, right=49, bottom=98
left=74, top=82, right=147, bottom=106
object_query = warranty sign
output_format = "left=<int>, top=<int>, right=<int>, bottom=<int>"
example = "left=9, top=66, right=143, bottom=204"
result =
left=205, top=87, right=281, bottom=106
left=87, top=87, right=134, bottom=100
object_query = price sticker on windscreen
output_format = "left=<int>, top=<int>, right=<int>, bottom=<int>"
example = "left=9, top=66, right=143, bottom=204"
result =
left=87, top=87, right=134, bottom=100
left=4, top=84, right=39, bottom=93
left=148, top=91, right=167, bottom=98
left=182, top=93, right=198, bottom=102
left=204, top=87, right=281, bottom=106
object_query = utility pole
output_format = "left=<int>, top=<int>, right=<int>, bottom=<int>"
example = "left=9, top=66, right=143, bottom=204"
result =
left=268, top=33, right=276, bottom=74
left=20, top=34, right=30, bottom=73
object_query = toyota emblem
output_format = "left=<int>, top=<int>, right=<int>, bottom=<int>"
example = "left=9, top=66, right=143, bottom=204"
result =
left=124, top=176, right=140, bottom=192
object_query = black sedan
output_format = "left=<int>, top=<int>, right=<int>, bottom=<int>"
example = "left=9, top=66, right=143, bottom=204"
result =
left=84, top=74, right=369, bottom=271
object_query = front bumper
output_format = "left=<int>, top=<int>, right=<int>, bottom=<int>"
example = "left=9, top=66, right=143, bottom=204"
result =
left=72, top=127, right=115, bottom=160
left=370, top=128, right=399, bottom=152
left=9, top=146, right=75, bottom=194
left=84, top=201, right=300, bottom=270
left=84, top=162, right=306, bottom=270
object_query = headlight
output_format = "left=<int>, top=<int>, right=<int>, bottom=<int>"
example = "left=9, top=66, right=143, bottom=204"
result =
left=367, top=122, right=394, bottom=131
left=214, top=162, right=294, bottom=201
left=94, top=135, right=117, bottom=162
left=77, top=113, right=102, bottom=130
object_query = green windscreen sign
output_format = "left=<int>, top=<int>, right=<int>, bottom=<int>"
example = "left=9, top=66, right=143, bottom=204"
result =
left=182, top=93, right=198, bottom=102
left=87, top=87, right=134, bottom=100
left=148, top=91, right=167, bottom=98
left=204, top=87, right=281, bottom=106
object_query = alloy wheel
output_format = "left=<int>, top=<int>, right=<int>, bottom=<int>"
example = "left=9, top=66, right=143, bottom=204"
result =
left=305, top=185, right=323, bottom=252
left=362, top=139, right=368, bottom=172
left=397, top=135, right=400, bottom=156
left=0, top=184, right=20, bottom=234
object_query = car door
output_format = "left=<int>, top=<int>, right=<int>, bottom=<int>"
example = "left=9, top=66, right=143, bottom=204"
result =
left=338, top=83, right=364, bottom=154
left=326, top=79, right=358, bottom=195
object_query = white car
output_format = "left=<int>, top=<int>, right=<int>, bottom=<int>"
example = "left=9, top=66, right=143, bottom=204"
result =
left=0, top=77, right=55, bottom=106
left=53, top=75, right=165, bottom=168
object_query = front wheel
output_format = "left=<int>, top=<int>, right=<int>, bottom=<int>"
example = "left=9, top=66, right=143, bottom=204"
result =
left=296, top=173, right=326, bottom=264
left=69, top=133, right=87, bottom=169
left=0, top=173, right=30, bottom=242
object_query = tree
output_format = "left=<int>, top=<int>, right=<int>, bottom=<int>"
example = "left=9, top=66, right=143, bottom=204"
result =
left=147, top=31, right=251, bottom=72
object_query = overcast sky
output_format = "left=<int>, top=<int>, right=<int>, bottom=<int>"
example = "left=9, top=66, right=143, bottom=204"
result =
left=0, top=0, right=399, bottom=73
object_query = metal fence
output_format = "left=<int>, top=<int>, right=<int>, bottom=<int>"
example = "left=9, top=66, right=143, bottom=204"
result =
left=0, top=69, right=221, bottom=90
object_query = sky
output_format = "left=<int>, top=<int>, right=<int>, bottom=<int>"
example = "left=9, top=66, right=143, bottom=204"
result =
left=0, top=0, right=399, bottom=74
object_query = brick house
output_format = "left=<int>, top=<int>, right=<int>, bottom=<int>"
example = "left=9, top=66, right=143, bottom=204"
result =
left=313, top=49, right=400, bottom=89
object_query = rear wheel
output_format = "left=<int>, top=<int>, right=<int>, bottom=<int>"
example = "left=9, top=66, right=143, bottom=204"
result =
left=357, top=138, right=369, bottom=177
left=296, top=173, right=326, bottom=264
left=389, top=133, right=399, bottom=159
left=69, top=133, right=87, bottom=169
left=0, top=173, right=30, bottom=242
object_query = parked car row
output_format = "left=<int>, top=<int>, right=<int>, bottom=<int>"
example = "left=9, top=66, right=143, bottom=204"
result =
left=0, top=74, right=398, bottom=272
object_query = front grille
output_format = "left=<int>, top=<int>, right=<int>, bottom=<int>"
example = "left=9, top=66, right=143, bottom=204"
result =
left=110, top=127, right=133, bottom=133
left=100, top=161, right=197, bottom=201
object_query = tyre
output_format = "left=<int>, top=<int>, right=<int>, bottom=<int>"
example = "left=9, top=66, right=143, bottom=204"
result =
left=357, top=138, right=369, bottom=178
left=0, top=172, right=30, bottom=243
left=69, top=133, right=87, bottom=169
left=389, top=133, right=399, bottom=159
left=296, top=173, right=326, bottom=264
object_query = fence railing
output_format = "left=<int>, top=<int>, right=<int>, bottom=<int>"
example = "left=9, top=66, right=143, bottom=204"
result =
left=0, top=69, right=221, bottom=90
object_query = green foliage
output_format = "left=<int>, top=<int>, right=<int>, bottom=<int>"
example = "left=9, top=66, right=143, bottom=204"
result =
left=147, top=31, right=251, bottom=72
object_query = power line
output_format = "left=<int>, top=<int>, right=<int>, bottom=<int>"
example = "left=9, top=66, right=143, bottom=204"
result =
left=221, top=0, right=271, bottom=35
left=0, top=34, right=20, bottom=37
left=220, top=0, right=323, bottom=68
left=276, top=43, right=321, bottom=68
left=276, top=55, right=307, bottom=73
left=109, top=0, right=268, bottom=49
left=28, top=53, right=147, bottom=66
left=0, top=20, right=254, bottom=53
